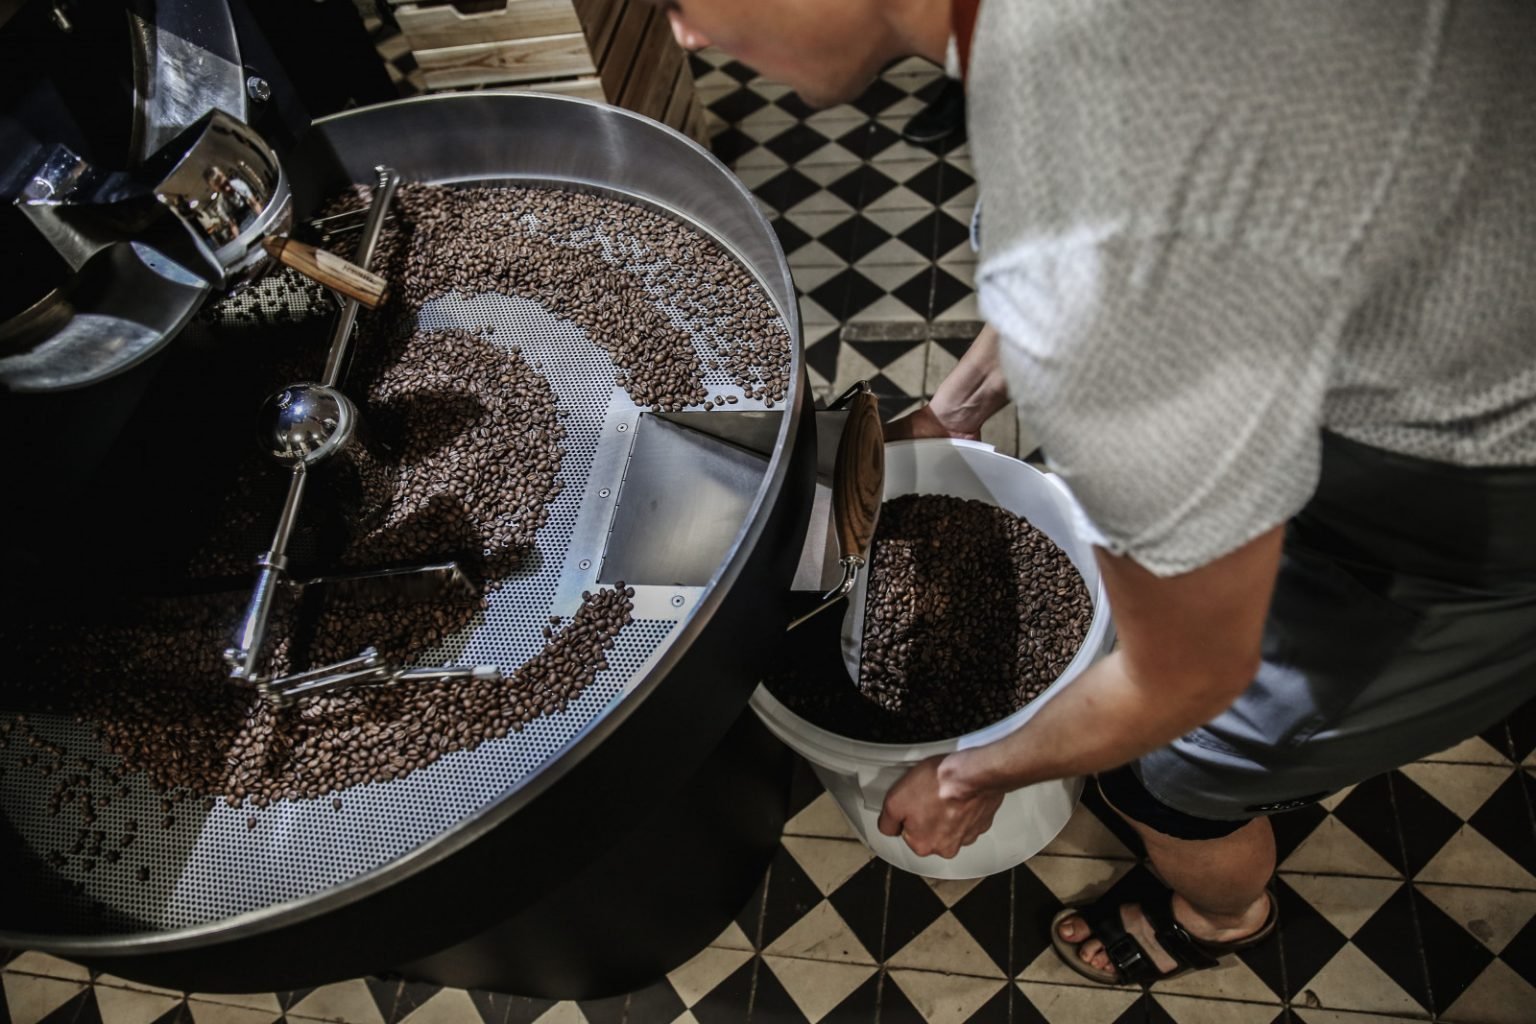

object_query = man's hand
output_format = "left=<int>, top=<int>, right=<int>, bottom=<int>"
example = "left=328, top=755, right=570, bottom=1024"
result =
left=877, top=755, right=1006, bottom=858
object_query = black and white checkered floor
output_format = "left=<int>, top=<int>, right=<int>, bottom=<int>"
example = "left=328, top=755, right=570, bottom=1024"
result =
left=6, top=49, right=1535, bottom=1024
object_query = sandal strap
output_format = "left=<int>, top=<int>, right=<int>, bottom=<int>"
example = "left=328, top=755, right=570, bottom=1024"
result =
left=1077, top=899, right=1164, bottom=985
left=1140, top=890, right=1224, bottom=971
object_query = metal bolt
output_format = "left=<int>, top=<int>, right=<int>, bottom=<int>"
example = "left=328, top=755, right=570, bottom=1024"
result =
left=670, top=595, right=685, bottom=608
left=598, top=488, right=610, bottom=498
left=616, top=423, right=628, bottom=433
left=579, top=559, right=592, bottom=570
left=246, top=76, right=272, bottom=103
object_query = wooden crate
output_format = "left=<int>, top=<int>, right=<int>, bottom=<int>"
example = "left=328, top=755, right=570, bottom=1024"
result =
left=389, top=0, right=708, bottom=143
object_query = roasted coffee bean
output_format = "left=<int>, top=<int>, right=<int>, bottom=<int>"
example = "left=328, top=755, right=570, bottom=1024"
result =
left=766, top=495, right=1093, bottom=743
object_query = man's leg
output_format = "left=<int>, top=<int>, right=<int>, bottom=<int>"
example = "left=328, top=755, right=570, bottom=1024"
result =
left=1058, top=809, right=1274, bottom=975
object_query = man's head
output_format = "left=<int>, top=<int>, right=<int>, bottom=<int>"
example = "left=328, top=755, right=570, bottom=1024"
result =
left=649, top=0, right=947, bottom=109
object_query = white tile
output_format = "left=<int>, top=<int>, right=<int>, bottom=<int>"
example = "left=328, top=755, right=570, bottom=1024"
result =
left=924, top=876, right=983, bottom=908
left=785, top=791, right=858, bottom=840
left=933, top=290, right=980, bottom=323
left=850, top=262, right=926, bottom=292
left=887, top=911, right=1005, bottom=978
left=1151, top=994, right=1282, bottom=1024
left=786, top=191, right=855, bottom=217
left=287, top=980, right=386, bottom=1024
left=798, top=142, right=863, bottom=168
left=1421, top=735, right=1513, bottom=765
left=781, top=836, right=874, bottom=896
left=1279, top=816, right=1401, bottom=878
left=3, top=953, right=90, bottom=982
left=1154, top=956, right=1283, bottom=1004
left=709, top=920, right=755, bottom=951
left=1441, top=958, right=1536, bottom=1024
left=1283, top=875, right=1402, bottom=939
left=99, top=987, right=186, bottom=1024
left=1296, top=944, right=1427, bottom=1016
left=187, top=1001, right=283, bottom=1024
left=529, top=1002, right=587, bottom=1024
left=1039, top=804, right=1135, bottom=861
left=0, top=975, right=87, bottom=1024
left=762, top=957, right=875, bottom=1024
left=1292, top=1010, right=1427, bottom=1024
left=845, top=293, right=925, bottom=325
left=864, top=186, right=932, bottom=213
left=1396, top=763, right=1511, bottom=820
left=186, top=992, right=282, bottom=1013
left=763, top=900, right=876, bottom=964
left=1015, top=980, right=1140, bottom=1024
left=854, top=239, right=930, bottom=267
left=891, top=971, right=1006, bottom=1024
left=1417, top=884, right=1536, bottom=954
left=790, top=264, right=850, bottom=293
left=798, top=295, right=839, bottom=326
left=860, top=207, right=932, bottom=237
left=667, top=946, right=754, bottom=1008
left=1416, top=828, right=1536, bottom=889
left=1023, top=853, right=1135, bottom=904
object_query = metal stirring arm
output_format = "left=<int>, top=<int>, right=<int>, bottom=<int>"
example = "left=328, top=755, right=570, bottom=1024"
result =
left=258, top=649, right=502, bottom=707
left=223, top=165, right=400, bottom=686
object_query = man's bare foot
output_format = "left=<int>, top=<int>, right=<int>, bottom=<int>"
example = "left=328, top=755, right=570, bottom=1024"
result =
left=883, top=403, right=981, bottom=442
left=1056, top=891, right=1272, bottom=978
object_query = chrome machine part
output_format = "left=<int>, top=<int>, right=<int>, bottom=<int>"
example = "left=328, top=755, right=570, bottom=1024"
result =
left=258, top=383, right=358, bottom=467
left=2, top=0, right=290, bottom=393
left=0, top=94, right=810, bottom=986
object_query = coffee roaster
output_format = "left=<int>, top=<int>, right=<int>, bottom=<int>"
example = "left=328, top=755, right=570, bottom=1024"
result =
left=0, top=0, right=838, bottom=998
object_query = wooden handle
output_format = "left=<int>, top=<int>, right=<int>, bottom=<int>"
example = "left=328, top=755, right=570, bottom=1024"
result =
left=262, top=236, right=390, bottom=309
left=832, top=389, right=884, bottom=564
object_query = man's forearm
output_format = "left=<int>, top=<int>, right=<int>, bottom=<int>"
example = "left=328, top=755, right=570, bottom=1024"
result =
left=940, top=649, right=1244, bottom=795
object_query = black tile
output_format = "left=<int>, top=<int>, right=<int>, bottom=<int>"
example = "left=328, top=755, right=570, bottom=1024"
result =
left=760, top=845, right=828, bottom=948
left=822, top=972, right=880, bottom=1024
left=1270, top=801, right=1330, bottom=865
left=1329, top=773, right=1409, bottom=875
left=765, top=123, right=834, bottom=165
left=828, top=856, right=889, bottom=960
left=1467, top=771, right=1536, bottom=877
left=895, top=212, right=943, bottom=261
left=503, top=993, right=561, bottom=1024
left=708, top=87, right=770, bottom=123
left=625, top=977, right=688, bottom=1024
left=710, top=127, right=760, bottom=167
left=689, top=53, right=713, bottom=78
left=771, top=217, right=813, bottom=257
left=748, top=960, right=806, bottom=1024
left=1012, top=858, right=1067, bottom=973
left=898, top=163, right=948, bottom=205
left=1386, top=770, right=1464, bottom=877
left=937, top=163, right=976, bottom=204
left=755, top=168, right=823, bottom=214
left=930, top=267, right=973, bottom=317
left=774, top=92, right=819, bottom=120
left=38, top=988, right=97, bottom=1024
left=970, top=985, right=1011, bottom=1024
left=951, top=871, right=1013, bottom=976
left=395, top=980, right=449, bottom=1023
left=737, top=860, right=771, bottom=948
left=468, top=989, right=514, bottom=1024
left=915, top=77, right=950, bottom=104
left=277, top=986, right=317, bottom=1012
left=839, top=270, right=888, bottom=322
left=883, top=869, right=948, bottom=958
left=365, top=978, right=403, bottom=1023
left=1274, top=875, right=1350, bottom=998
left=1501, top=912, right=1536, bottom=989
left=845, top=339, right=924, bottom=371
left=721, top=60, right=758, bottom=84
left=808, top=271, right=857, bottom=323
left=692, top=958, right=757, bottom=1024
left=1507, top=696, right=1536, bottom=764
left=817, top=216, right=880, bottom=264
left=804, top=333, right=841, bottom=388
left=887, top=268, right=934, bottom=321
left=1407, top=885, right=1496, bottom=1015
left=576, top=992, right=627, bottom=1024
left=1479, top=721, right=1516, bottom=762
left=1352, top=883, right=1433, bottom=1013
left=1237, top=915, right=1288, bottom=1002
left=836, top=122, right=902, bottom=160
left=932, top=209, right=973, bottom=256
left=852, top=79, right=907, bottom=117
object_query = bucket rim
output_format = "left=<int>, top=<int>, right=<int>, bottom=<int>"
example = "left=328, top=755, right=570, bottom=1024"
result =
left=751, top=439, right=1113, bottom=763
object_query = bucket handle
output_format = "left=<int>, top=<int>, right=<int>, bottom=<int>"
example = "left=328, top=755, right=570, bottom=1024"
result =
left=787, top=382, right=884, bottom=630
left=856, top=764, right=910, bottom=812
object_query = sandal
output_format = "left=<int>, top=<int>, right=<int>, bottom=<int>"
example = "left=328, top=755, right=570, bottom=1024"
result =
left=1049, top=885, right=1278, bottom=987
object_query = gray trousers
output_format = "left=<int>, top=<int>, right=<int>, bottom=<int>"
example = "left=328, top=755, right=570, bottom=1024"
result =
left=1138, top=432, right=1536, bottom=822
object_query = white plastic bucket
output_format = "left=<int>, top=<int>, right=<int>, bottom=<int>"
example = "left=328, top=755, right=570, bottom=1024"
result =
left=750, top=439, right=1114, bottom=878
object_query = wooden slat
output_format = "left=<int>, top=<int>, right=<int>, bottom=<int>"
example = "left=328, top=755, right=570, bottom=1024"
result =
left=395, top=0, right=582, bottom=49
left=597, top=0, right=651, bottom=100
left=571, top=0, right=627, bottom=62
left=617, top=12, right=682, bottom=121
left=506, top=76, right=607, bottom=100
left=661, top=58, right=694, bottom=130
left=416, top=32, right=596, bottom=88
left=683, top=93, right=708, bottom=144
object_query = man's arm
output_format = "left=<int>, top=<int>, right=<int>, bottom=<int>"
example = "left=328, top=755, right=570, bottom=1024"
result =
left=877, top=524, right=1284, bottom=858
